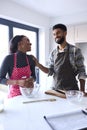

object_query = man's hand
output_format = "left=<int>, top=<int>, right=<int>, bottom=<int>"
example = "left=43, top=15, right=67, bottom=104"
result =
left=84, top=92, right=87, bottom=96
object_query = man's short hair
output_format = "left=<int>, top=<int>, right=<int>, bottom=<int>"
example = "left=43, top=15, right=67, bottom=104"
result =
left=52, top=24, right=67, bottom=31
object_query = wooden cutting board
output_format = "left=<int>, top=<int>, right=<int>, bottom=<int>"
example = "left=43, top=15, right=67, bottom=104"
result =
left=45, top=89, right=66, bottom=98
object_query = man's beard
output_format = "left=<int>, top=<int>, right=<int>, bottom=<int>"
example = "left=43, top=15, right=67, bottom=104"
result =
left=56, top=36, right=65, bottom=45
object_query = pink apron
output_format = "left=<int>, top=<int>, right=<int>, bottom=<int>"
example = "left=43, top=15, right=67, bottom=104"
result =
left=8, top=53, right=31, bottom=98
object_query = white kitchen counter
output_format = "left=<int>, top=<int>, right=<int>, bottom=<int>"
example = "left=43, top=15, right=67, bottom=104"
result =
left=0, top=91, right=87, bottom=130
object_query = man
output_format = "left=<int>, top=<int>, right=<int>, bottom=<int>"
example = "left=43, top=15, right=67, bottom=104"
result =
left=34, top=24, right=87, bottom=95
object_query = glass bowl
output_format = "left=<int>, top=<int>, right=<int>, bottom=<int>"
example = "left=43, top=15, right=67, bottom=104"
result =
left=20, top=83, right=40, bottom=98
left=65, top=90, right=84, bottom=102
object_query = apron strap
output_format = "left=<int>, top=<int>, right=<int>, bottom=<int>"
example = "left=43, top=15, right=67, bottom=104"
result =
left=14, top=53, right=16, bottom=68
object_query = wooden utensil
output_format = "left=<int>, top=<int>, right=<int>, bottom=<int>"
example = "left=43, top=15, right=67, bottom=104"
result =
left=23, top=98, right=56, bottom=104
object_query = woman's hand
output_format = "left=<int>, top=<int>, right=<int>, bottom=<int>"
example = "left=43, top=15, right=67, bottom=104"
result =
left=18, top=77, right=34, bottom=88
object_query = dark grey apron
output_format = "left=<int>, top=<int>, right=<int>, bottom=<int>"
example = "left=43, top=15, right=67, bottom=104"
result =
left=53, top=45, right=79, bottom=91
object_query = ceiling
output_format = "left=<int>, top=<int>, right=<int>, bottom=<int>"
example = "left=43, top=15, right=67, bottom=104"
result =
left=10, top=0, right=87, bottom=17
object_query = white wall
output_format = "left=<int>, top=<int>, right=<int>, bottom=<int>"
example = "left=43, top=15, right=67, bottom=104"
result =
left=50, top=12, right=87, bottom=26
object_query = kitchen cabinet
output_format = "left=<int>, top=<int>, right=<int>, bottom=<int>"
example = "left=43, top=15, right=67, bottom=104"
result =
left=75, top=24, right=87, bottom=42
left=67, top=24, right=87, bottom=44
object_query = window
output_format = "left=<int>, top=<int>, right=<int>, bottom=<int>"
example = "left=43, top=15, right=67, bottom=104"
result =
left=0, top=24, right=9, bottom=65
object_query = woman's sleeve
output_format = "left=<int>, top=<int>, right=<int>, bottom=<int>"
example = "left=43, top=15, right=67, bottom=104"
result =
left=0, top=56, right=10, bottom=84
left=29, top=55, right=36, bottom=81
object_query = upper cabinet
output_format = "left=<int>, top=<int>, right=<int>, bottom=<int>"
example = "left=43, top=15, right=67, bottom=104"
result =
left=75, top=24, right=87, bottom=42
left=67, top=24, right=87, bottom=45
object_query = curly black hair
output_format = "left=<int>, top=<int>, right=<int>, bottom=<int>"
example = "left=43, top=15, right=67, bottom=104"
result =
left=10, top=35, right=25, bottom=54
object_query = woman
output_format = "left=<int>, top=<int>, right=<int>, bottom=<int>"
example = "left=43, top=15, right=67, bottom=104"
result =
left=0, top=35, right=36, bottom=98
